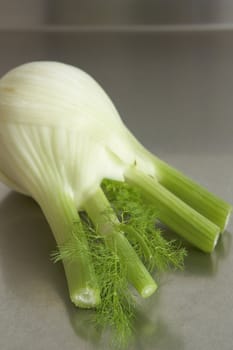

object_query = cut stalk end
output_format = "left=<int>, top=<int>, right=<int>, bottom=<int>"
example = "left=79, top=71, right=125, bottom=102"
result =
left=71, top=288, right=101, bottom=308
left=150, top=155, right=232, bottom=232
left=141, top=284, right=158, bottom=298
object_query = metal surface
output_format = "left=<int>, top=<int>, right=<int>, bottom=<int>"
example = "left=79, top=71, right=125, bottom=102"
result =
left=0, top=30, right=233, bottom=350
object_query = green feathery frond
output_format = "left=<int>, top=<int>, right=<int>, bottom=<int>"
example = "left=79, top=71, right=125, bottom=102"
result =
left=51, top=179, right=187, bottom=348
left=101, top=179, right=187, bottom=273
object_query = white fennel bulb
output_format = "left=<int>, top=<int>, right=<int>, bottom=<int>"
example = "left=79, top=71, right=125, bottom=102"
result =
left=0, top=61, right=153, bottom=206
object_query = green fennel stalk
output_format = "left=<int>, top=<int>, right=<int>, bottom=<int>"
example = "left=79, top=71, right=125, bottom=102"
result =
left=125, top=166, right=221, bottom=253
left=41, top=188, right=100, bottom=307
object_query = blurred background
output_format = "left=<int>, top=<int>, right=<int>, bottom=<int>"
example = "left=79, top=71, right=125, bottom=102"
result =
left=1, top=0, right=233, bottom=157
left=0, top=2, right=233, bottom=350
left=1, top=0, right=233, bottom=27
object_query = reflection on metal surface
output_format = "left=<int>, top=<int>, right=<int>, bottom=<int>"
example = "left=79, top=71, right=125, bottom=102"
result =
left=132, top=308, right=184, bottom=350
left=69, top=295, right=184, bottom=350
left=157, top=222, right=232, bottom=277
left=185, top=232, right=232, bottom=276
left=70, top=308, right=101, bottom=347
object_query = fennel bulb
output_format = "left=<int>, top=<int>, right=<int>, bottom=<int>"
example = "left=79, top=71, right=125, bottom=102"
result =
left=0, top=61, right=231, bottom=345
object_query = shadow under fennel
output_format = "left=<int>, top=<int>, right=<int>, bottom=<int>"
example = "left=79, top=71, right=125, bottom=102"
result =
left=0, top=192, right=75, bottom=318
left=1, top=190, right=228, bottom=349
